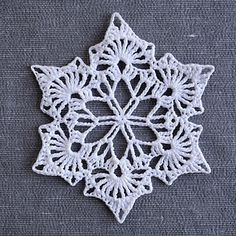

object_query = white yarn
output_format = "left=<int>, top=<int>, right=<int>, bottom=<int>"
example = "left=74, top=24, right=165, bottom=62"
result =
left=31, top=12, right=215, bottom=223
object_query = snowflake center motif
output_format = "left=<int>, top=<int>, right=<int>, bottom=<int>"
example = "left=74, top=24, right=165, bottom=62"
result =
left=31, top=13, right=214, bottom=223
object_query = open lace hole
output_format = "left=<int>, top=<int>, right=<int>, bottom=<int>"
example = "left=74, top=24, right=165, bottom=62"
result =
left=115, top=79, right=132, bottom=108
left=71, top=93, right=81, bottom=99
left=149, top=155, right=162, bottom=169
left=81, top=159, right=88, bottom=169
left=131, top=75, right=140, bottom=89
left=96, top=64, right=110, bottom=71
left=35, top=164, right=45, bottom=171
left=113, top=16, right=122, bottom=29
left=96, top=143, right=106, bottom=156
left=155, top=69, right=164, bottom=82
left=162, top=143, right=171, bottom=151
left=85, top=125, right=113, bottom=143
left=153, top=106, right=168, bottom=116
left=91, top=49, right=96, bottom=54
left=32, top=67, right=44, bottom=74
left=86, top=187, right=95, bottom=194
left=132, top=63, right=150, bottom=70
left=132, top=98, right=156, bottom=117
left=117, top=60, right=126, bottom=73
left=60, top=104, right=69, bottom=117
left=173, top=102, right=181, bottom=116
left=86, top=100, right=114, bottom=117
left=118, top=209, right=125, bottom=221
left=71, top=142, right=81, bottom=152
left=163, top=87, right=173, bottom=96
left=113, top=130, right=127, bottom=159
left=75, top=59, right=81, bottom=67
left=60, top=123, right=69, bottom=139
left=131, top=126, right=157, bottom=142
left=114, top=166, right=122, bottom=177
left=74, top=125, right=90, bottom=133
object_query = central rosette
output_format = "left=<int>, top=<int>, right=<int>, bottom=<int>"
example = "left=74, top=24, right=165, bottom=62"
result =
left=80, top=70, right=173, bottom=164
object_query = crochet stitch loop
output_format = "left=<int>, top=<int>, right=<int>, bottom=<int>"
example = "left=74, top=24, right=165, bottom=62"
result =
left=31, top=12, right=215, bottom=223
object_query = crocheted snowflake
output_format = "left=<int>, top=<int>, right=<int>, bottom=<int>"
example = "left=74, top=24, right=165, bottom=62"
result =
left=31, top=13, right=215, bottom=223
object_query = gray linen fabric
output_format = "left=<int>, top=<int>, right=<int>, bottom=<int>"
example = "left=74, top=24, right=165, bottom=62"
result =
left=0, top=0, right=236, bottom=235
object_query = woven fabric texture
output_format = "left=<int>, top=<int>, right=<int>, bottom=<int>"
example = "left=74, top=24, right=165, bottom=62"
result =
left=1, top=0, right=235, bottom=235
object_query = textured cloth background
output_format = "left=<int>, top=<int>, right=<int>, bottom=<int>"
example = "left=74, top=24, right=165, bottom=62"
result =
left=1, top=0, right=236, bottom=235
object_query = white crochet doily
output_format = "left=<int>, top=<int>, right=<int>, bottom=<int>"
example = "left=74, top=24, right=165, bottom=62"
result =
left=31, top=13, right=215, bottom=223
